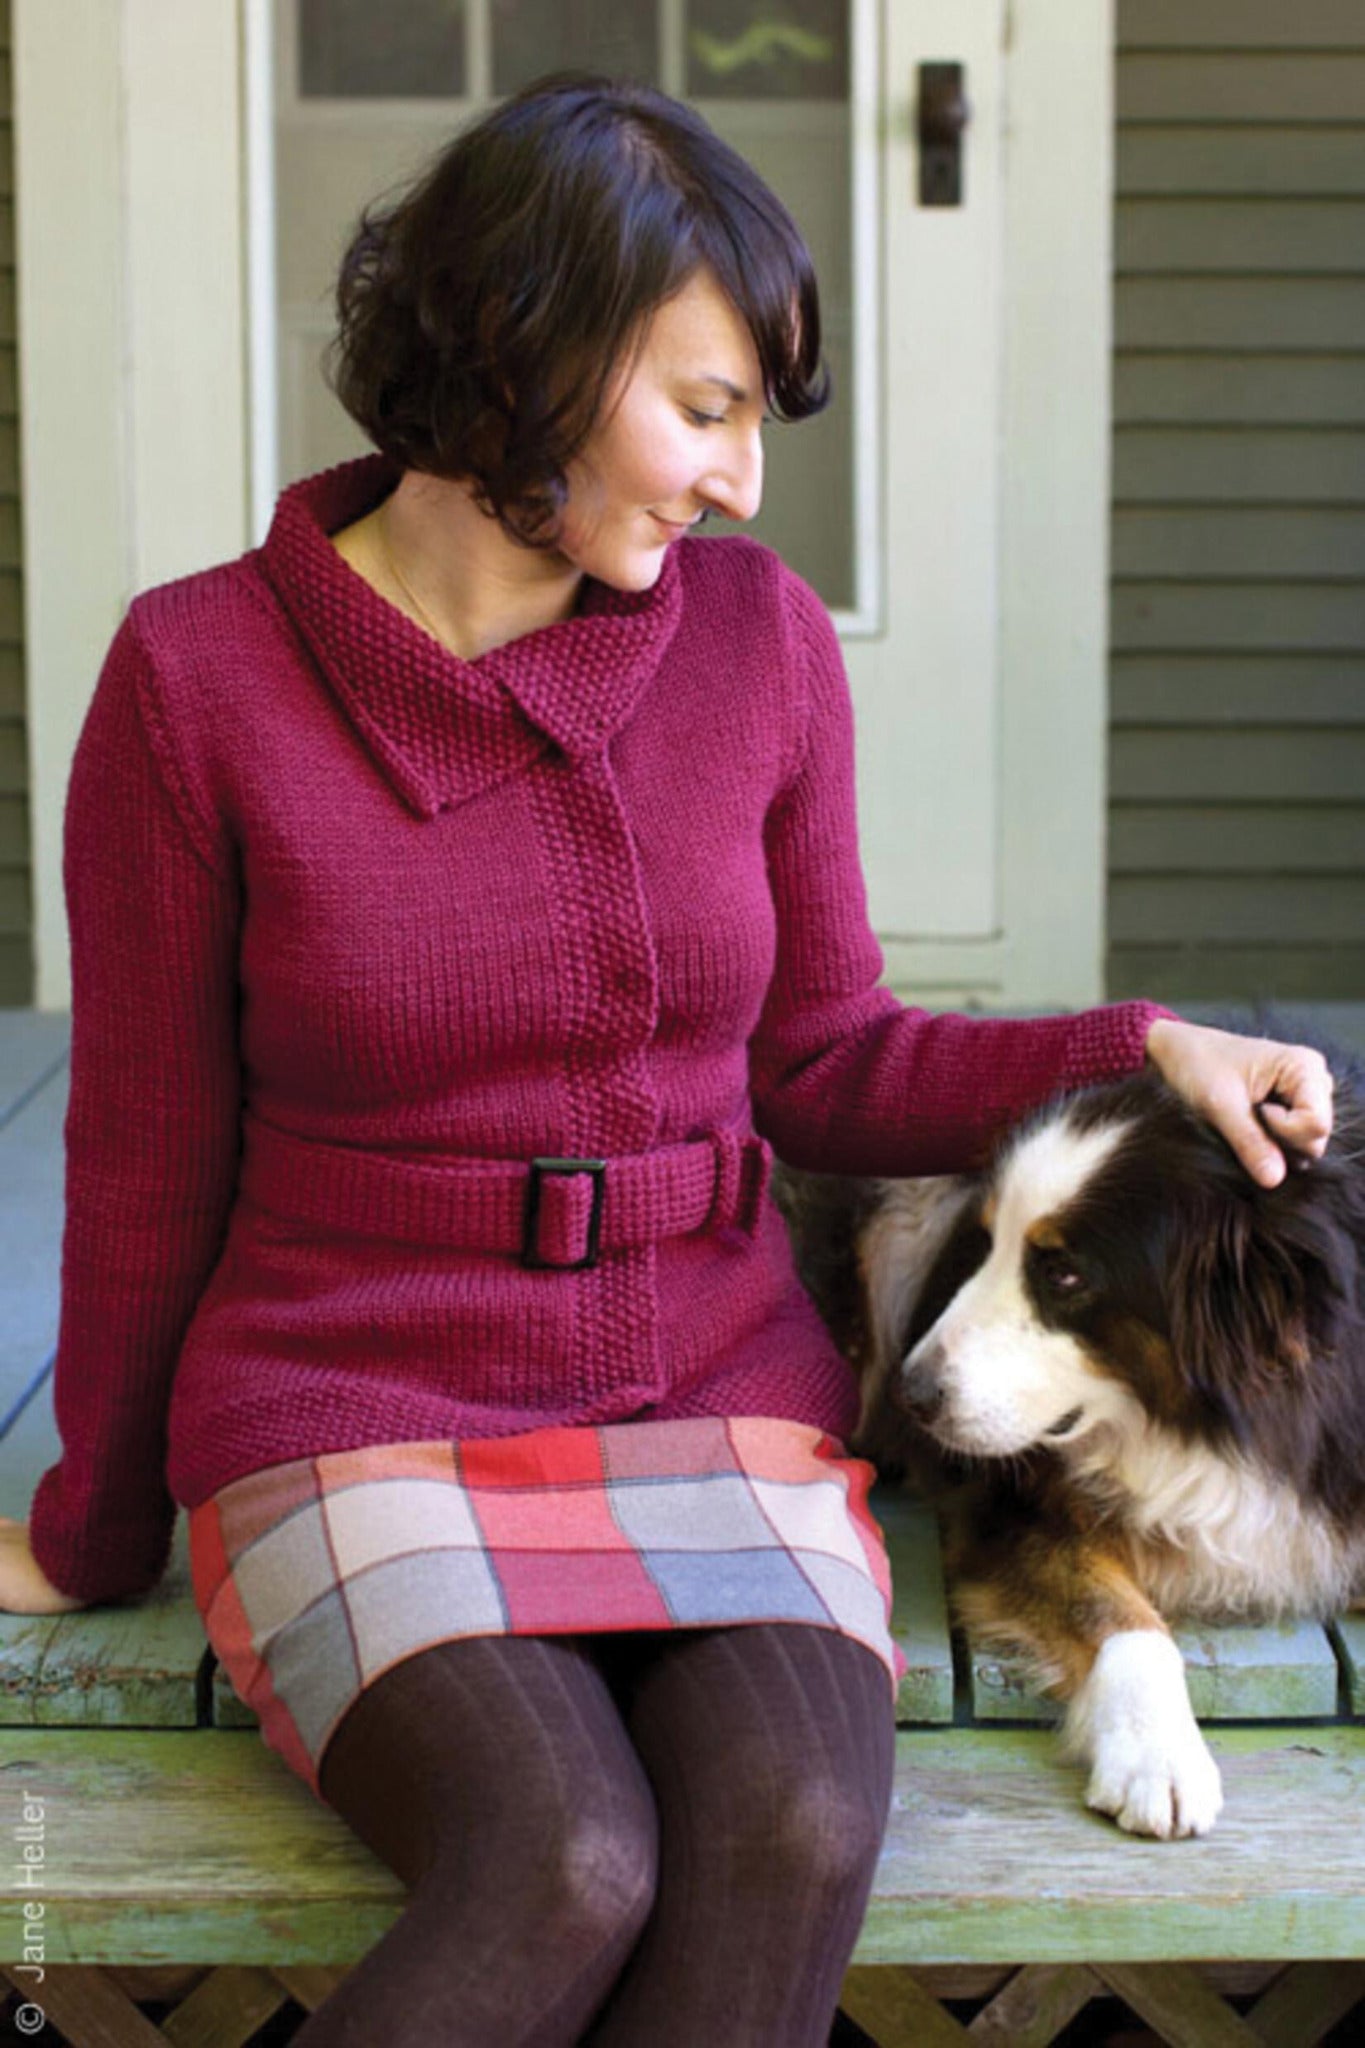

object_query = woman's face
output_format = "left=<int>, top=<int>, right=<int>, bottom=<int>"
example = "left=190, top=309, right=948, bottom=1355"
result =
left=556, top=267, right=768, bottom=592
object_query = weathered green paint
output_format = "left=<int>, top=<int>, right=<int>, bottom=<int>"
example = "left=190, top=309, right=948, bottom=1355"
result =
left=0, top=1728, right=403, bottom=1965
left=0, top=1536, right=205, bottom=1729
left=1178, top=1616, right=1341, bottom=1719
left=969, top=1652, right=1059, bottom=1724
left=1330, top=1614, right=1365, bottom=1717
left=1, top=1725, right=1360, bottom=1969
left=870, top=1486, right=955, bottom=1725
left=857, top=1726, right=1365, bottom=1966
left=212, top=1662, right=258, bottom=1729
left=971, top=1617, right=1343, bottom=1724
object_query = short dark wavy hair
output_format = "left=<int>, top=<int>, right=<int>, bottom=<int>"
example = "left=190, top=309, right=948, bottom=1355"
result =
left=326, top=71, right=829, bottom=544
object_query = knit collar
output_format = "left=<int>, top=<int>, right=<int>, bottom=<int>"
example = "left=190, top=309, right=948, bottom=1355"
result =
left=256, top=452, right=684, bottom=819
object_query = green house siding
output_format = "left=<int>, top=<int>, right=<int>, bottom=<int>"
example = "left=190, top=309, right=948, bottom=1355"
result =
left=1108, top=0, right=1365, bottom=1002
left=0, top=0, right=27, bottom=1006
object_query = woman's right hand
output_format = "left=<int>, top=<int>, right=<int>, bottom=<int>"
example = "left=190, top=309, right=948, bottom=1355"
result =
left=0, top=1515, right=89, bottom=1614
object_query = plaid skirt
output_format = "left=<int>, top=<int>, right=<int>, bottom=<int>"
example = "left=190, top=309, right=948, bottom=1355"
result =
left=189, top=1414, right=906, bottom=1803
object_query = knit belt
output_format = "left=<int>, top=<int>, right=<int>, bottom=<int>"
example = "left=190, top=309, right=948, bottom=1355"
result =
left=238, top=1117, right=774, bottom=1271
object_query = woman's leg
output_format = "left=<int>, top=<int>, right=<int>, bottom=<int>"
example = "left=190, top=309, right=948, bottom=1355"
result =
left=292, top=1634, right=659, bottom=2048
left=583, top=1623, right=896, bottom=2048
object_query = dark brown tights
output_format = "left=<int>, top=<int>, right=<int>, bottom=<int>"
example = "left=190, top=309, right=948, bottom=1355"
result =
left=292, top=1624, right=894, bottom=2047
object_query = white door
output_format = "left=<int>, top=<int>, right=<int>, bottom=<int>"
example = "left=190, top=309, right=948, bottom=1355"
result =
left=269, top=0, right=1008, bottom=969
left=18, top=0, right=1111, bottom=1011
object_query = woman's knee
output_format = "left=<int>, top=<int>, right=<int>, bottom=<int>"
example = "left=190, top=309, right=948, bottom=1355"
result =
left=318, top=1633, right=661, bottom=1940
left=487, top=1783, right=658, bottom=1954
left=716, top=1751, right=888, bottom=1905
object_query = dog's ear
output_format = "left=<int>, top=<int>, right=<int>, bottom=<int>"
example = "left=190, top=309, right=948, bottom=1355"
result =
left=859, top=1181, right=988, bottom=1375
left=1169, top=1184, right=1356, bottom=1407
left=854, top=1183, right=992, bottom=1477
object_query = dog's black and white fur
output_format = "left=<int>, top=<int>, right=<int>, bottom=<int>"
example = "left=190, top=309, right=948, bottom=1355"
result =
left=777, top=1053, right=1365, bottom=1839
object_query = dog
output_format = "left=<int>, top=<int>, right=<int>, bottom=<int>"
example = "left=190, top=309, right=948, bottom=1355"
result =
left=776, top=1057, right=1365, bottom=1839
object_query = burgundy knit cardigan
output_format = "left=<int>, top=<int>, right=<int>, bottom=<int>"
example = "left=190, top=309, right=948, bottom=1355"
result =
left=28, top=453, right=1167, bottom=1603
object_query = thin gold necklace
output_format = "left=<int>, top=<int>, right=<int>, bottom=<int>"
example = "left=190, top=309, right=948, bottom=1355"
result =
left=378, top=505, right=462, bottom=655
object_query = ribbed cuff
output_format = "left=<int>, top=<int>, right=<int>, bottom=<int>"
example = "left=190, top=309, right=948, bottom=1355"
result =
left=1061, top=999, right=1181, bottom=1087
left=27, top=1464, right=173, bottom=1605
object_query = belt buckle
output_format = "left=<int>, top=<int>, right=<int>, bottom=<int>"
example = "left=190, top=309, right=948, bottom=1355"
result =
left=522, top=1158, right=607, bottom=1270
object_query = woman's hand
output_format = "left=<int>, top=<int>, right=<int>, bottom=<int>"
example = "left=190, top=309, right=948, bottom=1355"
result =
left=0, top=1515, right=89, bottom=1614
left=1144, top=1017, right=1335, bottom=1187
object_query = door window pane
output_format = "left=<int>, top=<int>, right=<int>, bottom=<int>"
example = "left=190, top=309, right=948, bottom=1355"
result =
left=276, top=0, right=862, bottom=612
left=492, top=1, right=659, bottom=96
left=686, top=1, right=848, bottom=100
left=298, top=0, right=466, bottom=99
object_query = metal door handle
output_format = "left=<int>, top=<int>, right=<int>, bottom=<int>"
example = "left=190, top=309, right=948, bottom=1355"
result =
left=917, top=63, right=969, bottom=206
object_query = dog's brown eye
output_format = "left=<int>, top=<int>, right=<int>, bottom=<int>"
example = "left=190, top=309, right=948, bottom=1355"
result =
left=1037, top=1251, right=1084, bottom=1296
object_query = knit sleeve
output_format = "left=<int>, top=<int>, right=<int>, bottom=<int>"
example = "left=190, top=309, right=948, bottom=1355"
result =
left=747, top=571, right=1173, bottom=1176
left=26, top=613, right=242, bottom=1603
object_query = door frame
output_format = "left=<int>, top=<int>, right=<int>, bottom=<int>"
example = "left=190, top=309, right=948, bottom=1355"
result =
left=15, top=0, right=1114, bottom=1014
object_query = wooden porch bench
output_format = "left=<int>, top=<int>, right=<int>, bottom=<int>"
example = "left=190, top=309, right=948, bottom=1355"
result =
left=1, top=1493, right=1362, bottom=2048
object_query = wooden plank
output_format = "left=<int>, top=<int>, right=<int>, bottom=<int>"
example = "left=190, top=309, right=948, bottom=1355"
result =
left=1119, top=0, right=1365, bottom=47
left=1112, top=508, right=1365, bottom=581
left=0, top=1529, right=205, bottom=1727
left=1117, top=54, right=1365, bottom=125
left=1118, top=200, right=1365, bottom=277
left=1247, top=1961, right=1365, bottom=2047
left=1118, top=129, right=1365, bottom=198
left=1115, top=356, right=1365, bottom=428
left=0, top=1728, right=406, bottom=1965
left=1111, top=660, right=1365, bottom=727
left=1107, top=944, right=1365, bottom=1003
left=271, top=1964, right=354, bottom=2017
left=1110, top=875, right=1365, bottom=948
left=969, top=1650, right=1058, bottom=1725
left=1095, top=1962, right=1262, bottom=2047
left=210, top=1655, right=258, bottom=1730
left=0, top=934, right=34, bottom=1004
left=968, top=1964, right=1103, bottom=2044
left=0, top=1724, right=1361, bottom=1968
left=152, top=1960, right=292, bottom=2044
left=0, top=721, right=22, bottom=794
left=1111, top=585, right=1365, bottom=659
left=0, top=644, right=24, bottom=717
left=0, top=865, right=31, bottom=930
left=1329, top=1614, right=1365, bottom=1715
left=1116, top=280, right=1365, bottom=353
left=840, top=1966, right=969, bottom=2046
left=1115, top=428, right=1365, bottom=505
left=1110, top=728, right=1365, bottom=801
left=871, top=1487, right=955, bottom=1726
left=1110, top=806, right=1365, bottom=876
left=969, top=1620, right=1338, bottom=1725
left=858, top=1727, right=1365, bottom=1966
left=0, top=795, right=30, bottom=863
left=0, top=1965, right=168, bottom=2045
left=1178, top=1619, right=1340, bottom=1720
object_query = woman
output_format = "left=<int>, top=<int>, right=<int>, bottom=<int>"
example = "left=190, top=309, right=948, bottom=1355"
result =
left=0, top=73, right=1332, bottom=2046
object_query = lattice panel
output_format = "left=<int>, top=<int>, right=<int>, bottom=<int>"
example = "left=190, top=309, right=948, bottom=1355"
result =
left=839, top=1962, right=1365, bottom=2047
left=0, top=1964, right=352, bottom=2047
left=6, top=1961, right=1364, bottom=2045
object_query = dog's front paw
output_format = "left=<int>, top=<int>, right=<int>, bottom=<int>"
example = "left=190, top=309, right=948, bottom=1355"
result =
left=1065, top=1630, right=1224, bottom=1840
left=1085, top=1721, right=1223, bottom=1839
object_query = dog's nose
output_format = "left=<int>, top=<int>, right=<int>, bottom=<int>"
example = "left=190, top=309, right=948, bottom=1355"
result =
left=897, top=1341, right=946, bottom=1422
